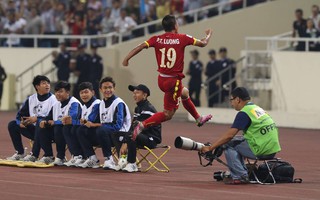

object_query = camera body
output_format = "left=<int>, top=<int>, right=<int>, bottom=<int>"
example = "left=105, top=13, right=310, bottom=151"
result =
left=213, top=171, right=231, bottom=181
left=174, top=136, right=226, bottom=168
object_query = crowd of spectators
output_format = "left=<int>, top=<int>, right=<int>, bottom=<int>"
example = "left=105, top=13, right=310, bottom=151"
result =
left=0, top=0, right=267, bottom=47
left=292, top=5, right=320, bottom=51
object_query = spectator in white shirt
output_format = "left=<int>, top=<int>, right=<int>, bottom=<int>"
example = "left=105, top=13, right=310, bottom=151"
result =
left=23, top=7, right=44, bottom=47
left=88, top=0, right=103, bottom=11
left=100, top=7, right=115, bottom=34
left=306, top=18, right=319, bottom=51
left=3, top=11, right=23, bottom=47
left=310, top=4, right=320, bottom=30
left=114, top=8, right=137, bottom=41
left=110, top=0, right=121, bottom=20
left=5, top=0, right=18, bottom=13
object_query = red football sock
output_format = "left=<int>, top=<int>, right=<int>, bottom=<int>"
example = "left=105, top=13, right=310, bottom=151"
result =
left=182, top=97, right=200, bottom=120
left=142, top=112, right=167, bottom=128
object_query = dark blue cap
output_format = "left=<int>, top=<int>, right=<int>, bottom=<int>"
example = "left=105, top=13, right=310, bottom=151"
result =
left=208, top=49, right=216, bottom=55
left=128, top=84, right=150, bottom=96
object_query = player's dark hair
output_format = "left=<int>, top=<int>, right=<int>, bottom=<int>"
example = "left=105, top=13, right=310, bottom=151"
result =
left=99, top=76, right=115, bottom=88
left=162, top=15, right=176, bottom=32
left=32, top=75, right=50, bottom=90
left=79, top=82, right=94, bottom=91
left=54, top=81, right=71, bottom=92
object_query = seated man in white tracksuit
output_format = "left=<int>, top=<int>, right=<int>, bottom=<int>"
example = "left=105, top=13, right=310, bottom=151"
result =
left=7, top=75, right=57, bottom=162
left=38, top=81, right=82, bottom=165
left=77, top=77, right=131, bottom=170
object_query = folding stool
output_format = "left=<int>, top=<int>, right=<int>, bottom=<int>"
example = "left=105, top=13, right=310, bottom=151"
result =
left=247, top=155, right=279, bottom=185
left=136, top=144, right=170, bottom=172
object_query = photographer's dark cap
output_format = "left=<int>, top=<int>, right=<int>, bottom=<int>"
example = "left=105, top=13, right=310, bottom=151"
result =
left=190, top=49, right=199, bottom=56
left=128, top=84, right=150, bottom=96
left=208, top=49, right=216, bottom=55
left=231, top=87, right=251, bottom=101
left=219, top=47, right=227, bottom=53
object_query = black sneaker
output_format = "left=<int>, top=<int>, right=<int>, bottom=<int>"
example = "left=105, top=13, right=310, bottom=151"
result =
left=223, top=176, right=250, bottom=185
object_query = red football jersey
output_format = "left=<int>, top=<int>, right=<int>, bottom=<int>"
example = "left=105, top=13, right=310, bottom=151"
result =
left=145, top=32, right=196, bottom=78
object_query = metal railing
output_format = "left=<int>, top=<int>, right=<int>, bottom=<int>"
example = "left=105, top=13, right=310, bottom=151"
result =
left=0, top=0, right=274, bottom=48
left=241, top=31, right=320, bottom=109
left=244, top=32, right=320, bottom=88
left=245, top=31, right=320, bottom=51
left=15, top=52, right=55, bottom=103
left=15, top=53, right=80, bottom=104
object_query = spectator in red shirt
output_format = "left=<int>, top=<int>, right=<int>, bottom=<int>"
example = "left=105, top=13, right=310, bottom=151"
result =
left=122, top=14, right=213, bottom=140
left=170, top=0, right=184, bottom=14
left=68, top=14, right=84, bottom=48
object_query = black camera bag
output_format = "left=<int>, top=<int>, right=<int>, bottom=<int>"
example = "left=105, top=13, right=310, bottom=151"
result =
left=257, top=160, right=301, bottom=183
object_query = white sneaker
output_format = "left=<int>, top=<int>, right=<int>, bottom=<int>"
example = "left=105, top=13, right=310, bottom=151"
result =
left=64, top=156, right=78, bottom=167
left=115, top=156, right=128, bottom=171
left=122, top=163, right=138, bottom=173
left=6, top=151, right=25, bottom=161
left=103, top=157, right=117, bottom=170
left=74, top=156, right=85, bottom=167
left=22, top=154, right=37, bottom=162
left=36, top=156, right=54, bottom=165
left=53, top=157, right=66, bottom=166
left=80, top=158, right=100, bottom=169
left=113, top=165, right=122, bottom=171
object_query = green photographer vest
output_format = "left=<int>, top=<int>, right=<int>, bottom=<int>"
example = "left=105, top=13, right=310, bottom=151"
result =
left=241, top=103, right=281, bottom=156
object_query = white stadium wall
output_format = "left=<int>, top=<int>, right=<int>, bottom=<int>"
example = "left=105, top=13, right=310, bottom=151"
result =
left=0, top=49, right=53, bottom=75
left=271, top=52, right=320, bottom=113
left=0, top=48, right=53, bottom=110
left=271, top=52, right=320, bottom=129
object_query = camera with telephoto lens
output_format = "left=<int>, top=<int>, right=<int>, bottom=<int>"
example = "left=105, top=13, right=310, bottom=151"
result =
left=174, top=136, right=225, bottom=168
left=213, top=171, right=231, bottom=181
left=174, top=136, right=205, bottom=151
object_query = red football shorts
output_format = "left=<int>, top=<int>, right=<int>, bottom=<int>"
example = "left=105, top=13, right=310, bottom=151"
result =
left=158, top=75, right=183, bottom=111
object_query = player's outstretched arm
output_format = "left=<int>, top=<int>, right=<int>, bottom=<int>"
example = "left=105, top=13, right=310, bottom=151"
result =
left=122, top=42, right=148, bottom=66
left=194, top=29, right=213, bottom=47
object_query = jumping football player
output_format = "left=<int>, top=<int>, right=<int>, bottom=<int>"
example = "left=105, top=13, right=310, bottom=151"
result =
left=123, top=14, right=213, bottom=140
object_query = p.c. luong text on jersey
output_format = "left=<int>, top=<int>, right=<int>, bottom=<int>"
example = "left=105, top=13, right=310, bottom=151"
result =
left=156, top=38, right=180, bottom=45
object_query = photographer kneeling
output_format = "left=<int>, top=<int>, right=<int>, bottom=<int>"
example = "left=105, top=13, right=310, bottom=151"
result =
left=201, top=87, right=281, bottom=184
